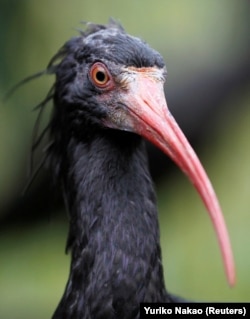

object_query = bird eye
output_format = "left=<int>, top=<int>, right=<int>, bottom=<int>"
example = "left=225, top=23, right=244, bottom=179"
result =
left=90, top=63, right=112, bottom=88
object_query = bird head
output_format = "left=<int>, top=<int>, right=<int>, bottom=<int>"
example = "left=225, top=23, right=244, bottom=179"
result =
left=49, top=21, right=235, bottom=286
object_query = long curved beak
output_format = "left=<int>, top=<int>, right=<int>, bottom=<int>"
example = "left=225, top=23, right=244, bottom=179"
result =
left=119, top=67, right=235, bottom=286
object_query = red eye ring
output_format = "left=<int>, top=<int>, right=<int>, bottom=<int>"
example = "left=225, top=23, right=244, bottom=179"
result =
left=90, top=62, right=112, bottom=89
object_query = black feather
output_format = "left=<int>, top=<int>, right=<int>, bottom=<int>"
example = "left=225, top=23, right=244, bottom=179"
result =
left=11, top=21, right=189, bottom=319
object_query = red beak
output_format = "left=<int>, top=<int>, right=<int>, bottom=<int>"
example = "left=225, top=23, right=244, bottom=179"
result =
left=120, top=68, right=236, bottom=286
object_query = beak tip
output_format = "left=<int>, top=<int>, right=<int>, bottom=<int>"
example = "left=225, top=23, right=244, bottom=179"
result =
left=228, top=268, right=236, bottom=287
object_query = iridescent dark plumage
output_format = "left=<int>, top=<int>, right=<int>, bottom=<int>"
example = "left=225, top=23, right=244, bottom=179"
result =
left=48, top=21, right=176, bottom=319
left=24, top=20, right=234, bottom=319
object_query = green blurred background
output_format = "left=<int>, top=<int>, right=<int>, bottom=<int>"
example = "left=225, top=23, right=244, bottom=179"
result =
left=0, top=0, right=249, bottom=318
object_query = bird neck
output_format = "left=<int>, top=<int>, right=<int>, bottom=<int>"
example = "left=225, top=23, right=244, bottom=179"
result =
left=54, top=130, right=170, bottom=318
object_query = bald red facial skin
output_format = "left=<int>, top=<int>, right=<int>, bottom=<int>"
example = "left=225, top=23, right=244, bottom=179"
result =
left=100, top=66, right=236, bottom=286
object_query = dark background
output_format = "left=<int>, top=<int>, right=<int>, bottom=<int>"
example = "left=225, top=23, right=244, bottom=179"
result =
left=0, top=0, right=249, bottom=318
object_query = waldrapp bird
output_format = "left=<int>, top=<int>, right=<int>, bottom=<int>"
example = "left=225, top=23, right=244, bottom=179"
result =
left=14, top=21, right=236, bottom=318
